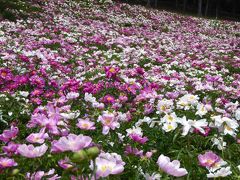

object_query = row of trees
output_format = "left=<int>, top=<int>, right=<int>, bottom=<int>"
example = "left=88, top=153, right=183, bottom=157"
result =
left=124, top=0, right=240, bottom=20
left=0, top=0, right=42, bottom=21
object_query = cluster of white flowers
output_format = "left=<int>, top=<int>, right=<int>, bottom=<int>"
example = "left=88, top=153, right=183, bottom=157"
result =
left=84, top=93, right=104, bottom=109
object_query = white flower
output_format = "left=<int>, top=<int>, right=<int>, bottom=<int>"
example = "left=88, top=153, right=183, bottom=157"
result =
left=161, top=113, right=178, bottom=124
left=208, top=159, right=228, bottom=172
left=157, top=99, right=173, bottom=114
left=66, top=92, right=79, bottom=99
left=126, top=126, right=143, bottom=136
left=60, top=111, right=80, bottom=119
left=178, top=117, right=208, bottom=136
left=207, top=167, right=232, bottom=178
left=195, top=103, right=208, bottom=117
left=19, top=91, right=29, bottom=97
left=84, top=93, right=97, bottom=103
left=235, top=108, right=240, bottom=120
left=162, top=122, right=178, bottom=132
left=211, top=116, right=239, bottom=136
left=211, top=136, right=226, bottom=150
left=144, top=173, right=161, bottom=180
left=177, top=94, right=199, bottom=110
left=161, top=113, right=179, bottom=132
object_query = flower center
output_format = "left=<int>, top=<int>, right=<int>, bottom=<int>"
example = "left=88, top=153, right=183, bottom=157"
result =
left=1, top=72, right=7, bottom=77
left=109, top=68, right=115, bottom=73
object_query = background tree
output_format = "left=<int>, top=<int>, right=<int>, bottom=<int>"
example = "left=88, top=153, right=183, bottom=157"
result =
left=198, top=0, right=202, bottom=16
left=0, top=0, right=41, bottom=21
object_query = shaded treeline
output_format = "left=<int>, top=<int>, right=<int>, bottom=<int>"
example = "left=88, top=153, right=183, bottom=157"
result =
left=0, top=0, right=42, bottom=21
left=121, top=0, right=240, bottom=21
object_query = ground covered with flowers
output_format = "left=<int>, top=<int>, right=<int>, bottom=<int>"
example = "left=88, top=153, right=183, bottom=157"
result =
left=0, top=0, right=240, bottom=179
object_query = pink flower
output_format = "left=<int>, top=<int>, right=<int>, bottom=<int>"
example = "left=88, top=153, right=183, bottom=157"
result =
left=58, top=157, right=73, bottom=170
left=2, top=142, right=19, bottom=156
left=0, top=126, right=19, bottom=143
left=26, top=169, right=61, bottom=180
left=129, top=133, right=148, bottom=144
left=77, top=119, right=96, bottom=130
left=0, top=157, right=17, bottom=169
left=95, top=152, right=125, bottom=178
left=119, top=94, right=128, bottom=103
left=26, top=128, right=49, bottom=144
left=17, top=144, right=48, bottom=158
left=144, top=103, right=154, bottom=115
left=194, top=126, right=211, bottom=136
left=157, top=154, right=188, bottom=177
left=0, top=68, right=13, bottom=80
left=103, top=94, right=115, bottom=104
left=124, top=145, right=143, bottom=157
left=51, top=134, right=92, bottom=153
left=198, top=151, right=220, bottom=168
left=98, top=111, right=120, bottom=135
left=104, top=66, right=120, bottom=78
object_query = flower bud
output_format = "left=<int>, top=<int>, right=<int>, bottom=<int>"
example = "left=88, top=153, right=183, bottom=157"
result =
left=71, top=150, right=88, bottom=163
left=86, top=146, right=100, bottom=159
left=11, top=169, right=19, bottom=176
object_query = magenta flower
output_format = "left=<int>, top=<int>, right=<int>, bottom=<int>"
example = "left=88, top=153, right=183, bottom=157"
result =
left=194, top=126, right=211, bottom=137
left=0, top=157, right=17, bottom=169
left=103, top=94, right=115, bottom=104
left=2, top=142, right=19, bottom=156
left=17, top=144, right=48, bottom=158
left=77, top=118, right=96, bottom=130
left=0, top=126, right=19, bottom=143
left=129, top=133, right=148, bottom=144
left=98, top=111, right=120, bottom=135
left=51, top=134, right=92, bottom=153
left=0, top=68, right=13, bottom=80
left=124, top=145, right=143, bottom=157
left=157, top=154, right=188, bottom=177
left=104, top=66, right=120, bottom=78
left=198, top=151, right=220, bottom=168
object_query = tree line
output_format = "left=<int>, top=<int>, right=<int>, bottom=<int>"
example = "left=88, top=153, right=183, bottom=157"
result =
left=122, top=0, right=240, bottom=21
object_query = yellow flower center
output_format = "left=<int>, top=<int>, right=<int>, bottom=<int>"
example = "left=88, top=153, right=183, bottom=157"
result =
left=107, top=97, right=113, bottom=101
left=224, top=125, right=232, bottom=131
left=167, top=116, right=173, bottom=122
left=161, top=105, right=166, bottom=111
left=82, top=123, right=89, bottom=128
left=109, top=68, right=115, bottom=73
left=167, top=124, right=173, bottom=130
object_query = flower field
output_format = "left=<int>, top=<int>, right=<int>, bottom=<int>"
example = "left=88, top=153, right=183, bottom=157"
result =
left=0, top=0, right=240, bottom=179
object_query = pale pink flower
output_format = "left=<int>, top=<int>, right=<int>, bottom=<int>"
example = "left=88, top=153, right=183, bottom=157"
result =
left=198, top=151, right=220, bottom=168
left=26, top=128, right=49, bottom=144
left=98, top=111, right=120, bottom=135
left=77, top=118, right=96, bottom=130
left=94, top=152, right=125, bottom=178
left=17, top=144, right=48, bottom=158
left=51, top=134, right=92, bottom=153
left=157, top=154, right=188, bottom=177
left=26, top=169, right=61, bottom=180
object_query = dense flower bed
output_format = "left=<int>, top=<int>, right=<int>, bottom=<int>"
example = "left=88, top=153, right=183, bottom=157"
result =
left=0, top=0, right=240, bottom=179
